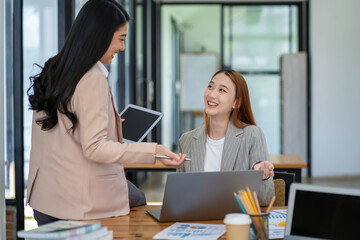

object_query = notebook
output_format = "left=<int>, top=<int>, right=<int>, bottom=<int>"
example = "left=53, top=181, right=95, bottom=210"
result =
left=119, top=104, right=163, bottom=143
left=146, top=171, right=263, bottom=222
left=17, top=220, right=102, bottom=239
left=284, top=183, right=360, bottom=240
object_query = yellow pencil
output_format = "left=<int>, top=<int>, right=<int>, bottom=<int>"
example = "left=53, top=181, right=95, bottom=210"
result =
left=246, top=187, right=258, bottom=214
left=241, top=190, right=257, bottom=214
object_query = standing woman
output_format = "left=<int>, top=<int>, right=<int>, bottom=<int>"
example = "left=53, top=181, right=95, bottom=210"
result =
left=26, top=0, right=185, bottom=225
left=178, top=70, right=274, bottom=206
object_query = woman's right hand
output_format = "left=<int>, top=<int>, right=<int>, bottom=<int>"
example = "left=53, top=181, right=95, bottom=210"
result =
left=253, top=161, right=275, bottom=180
left=155, top=145, right=186, bottom=168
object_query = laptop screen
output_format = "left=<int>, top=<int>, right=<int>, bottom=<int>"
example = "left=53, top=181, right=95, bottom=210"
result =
left=287, top=184, right=360, bottom=240
left=148, top=171, right=263, bottom=222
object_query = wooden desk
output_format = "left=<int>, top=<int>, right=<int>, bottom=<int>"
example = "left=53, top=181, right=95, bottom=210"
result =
left=124, top=154, right=307, bottom=183
left=99, top=205, right=285, bottom=240
left=269, top=154, right=307, bottom=182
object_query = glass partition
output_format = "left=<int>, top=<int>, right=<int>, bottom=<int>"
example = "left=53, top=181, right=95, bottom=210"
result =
left=22, top=0, right=58, bottom=230
left=244, top=74, right=281, bottom=154
left=4, top=0, right=14, bottom=200
left=23, top=0, right=58, bottom=194
left=223, top=5, right=299, bottom=154
left=161, top=5, right=222, bottom=151
left=224, top=5, right=298, bottom=71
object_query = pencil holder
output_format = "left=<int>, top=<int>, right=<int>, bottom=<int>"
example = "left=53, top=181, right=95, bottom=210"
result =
left=249, top=213, right=269, bottom=240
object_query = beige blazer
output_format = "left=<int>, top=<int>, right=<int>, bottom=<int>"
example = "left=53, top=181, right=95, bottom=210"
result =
left=26, top=62, right=157, bottom=220
left=177, top=121, right=274, bottom=206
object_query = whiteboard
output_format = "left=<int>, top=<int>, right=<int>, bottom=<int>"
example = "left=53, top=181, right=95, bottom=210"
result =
left=180, top=53, right=218, bottom=111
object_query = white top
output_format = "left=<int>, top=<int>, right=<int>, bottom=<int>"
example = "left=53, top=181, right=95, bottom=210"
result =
left=204, top=136, right=225, bottom=171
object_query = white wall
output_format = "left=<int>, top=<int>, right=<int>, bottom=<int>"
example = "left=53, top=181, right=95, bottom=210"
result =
left=1, top=0, right=6, bottom=238
left=311, top=0, right=360, bottom=176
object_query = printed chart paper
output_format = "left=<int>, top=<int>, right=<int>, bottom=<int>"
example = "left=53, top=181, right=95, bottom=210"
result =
left=153, top=222, right=226, bottom=240
left=268, top=209, right=287, bottom=239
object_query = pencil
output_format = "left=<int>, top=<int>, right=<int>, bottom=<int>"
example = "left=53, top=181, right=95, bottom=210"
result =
left=253, top=191, right=261, bottom=214
left=238, top=195, right=252, bottom=214
left=233, top=192, right=246, bottom=213
left=240, top=195, right=266, bottom=240
left=242, top=189, right=268, bottom=240
left=241, top=190, right=257, bottom=214
left=246, top=187, right=258, bottom=214
left=265, top=195, right=276, bottom=214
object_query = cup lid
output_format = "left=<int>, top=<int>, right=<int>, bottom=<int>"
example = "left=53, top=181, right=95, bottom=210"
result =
left=224, top=213, right=251, bottom=225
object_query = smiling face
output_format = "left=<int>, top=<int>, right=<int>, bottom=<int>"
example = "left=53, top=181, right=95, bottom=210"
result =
left=100, top=23, right=128, bottom=65
left=203, top=72, right=238, bottom=119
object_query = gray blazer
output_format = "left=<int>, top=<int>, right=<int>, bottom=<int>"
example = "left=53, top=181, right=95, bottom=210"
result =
left=178, top=121, right=274, bottom=206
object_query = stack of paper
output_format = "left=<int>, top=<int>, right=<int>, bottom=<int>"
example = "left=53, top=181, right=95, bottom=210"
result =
left=17, top=220, right=112, bottom=240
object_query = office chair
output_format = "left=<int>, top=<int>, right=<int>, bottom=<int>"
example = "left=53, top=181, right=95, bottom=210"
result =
left=273, top=171, right=296, bottom=206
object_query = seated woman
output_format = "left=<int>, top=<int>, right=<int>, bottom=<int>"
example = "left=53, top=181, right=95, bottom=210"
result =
left=178, top=70, right=274, bottom=206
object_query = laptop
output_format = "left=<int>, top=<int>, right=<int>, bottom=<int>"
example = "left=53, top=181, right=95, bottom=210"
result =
left=146, top=171, right=263, bottom=222
left=119, top=104, right=163, bottom=143
left=284, top=183, right=360, bottom=240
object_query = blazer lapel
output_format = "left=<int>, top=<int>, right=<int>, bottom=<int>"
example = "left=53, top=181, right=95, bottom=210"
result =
left=109, top=88, right=123, bottom=143
left=190, top=125, right=207, bottom=172
left=221, top=121, right=244, bottom=171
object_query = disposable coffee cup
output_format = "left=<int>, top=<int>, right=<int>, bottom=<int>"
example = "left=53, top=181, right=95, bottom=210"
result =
left=224, top=213, right=251, bottom=240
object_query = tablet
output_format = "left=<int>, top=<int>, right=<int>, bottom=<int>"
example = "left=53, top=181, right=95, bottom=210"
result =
left=119, top=104, right=163, bottom=143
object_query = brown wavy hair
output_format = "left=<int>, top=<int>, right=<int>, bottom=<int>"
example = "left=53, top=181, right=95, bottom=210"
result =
left=204, top=70, right=256, bottom=133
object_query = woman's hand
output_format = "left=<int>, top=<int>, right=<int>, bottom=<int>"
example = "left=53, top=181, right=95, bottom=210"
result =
left=155, top=145, right=186, bottom=168
left=253, top=161, right=275, bottom=180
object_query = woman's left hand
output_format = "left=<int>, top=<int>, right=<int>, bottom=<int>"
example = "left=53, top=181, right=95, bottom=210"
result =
left=253, top=161, right=275, bottom=180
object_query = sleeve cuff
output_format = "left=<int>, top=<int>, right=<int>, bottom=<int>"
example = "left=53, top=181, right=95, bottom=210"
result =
left=252, top=161, right=263, bottom=170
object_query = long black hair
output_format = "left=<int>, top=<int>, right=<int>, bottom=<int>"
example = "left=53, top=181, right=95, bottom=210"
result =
left=28, top=0, right=130, bottom=132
